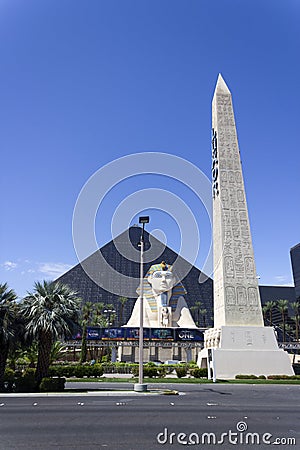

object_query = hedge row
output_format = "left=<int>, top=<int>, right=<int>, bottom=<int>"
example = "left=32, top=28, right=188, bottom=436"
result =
left=40, top=377, right=66, bottom=392
left=267, top=374, right=300, bottom=380
left=3, top=368, right=66, bottom=393
left=48, top=364, right=104, bottom=378
left=236, top=374, right=266, bottom=379
left=236, top=374, right=300, bottom=380
left=131, top=364, right=208, bottom=379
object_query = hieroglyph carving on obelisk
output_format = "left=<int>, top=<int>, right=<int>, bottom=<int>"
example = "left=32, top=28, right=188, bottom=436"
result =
left=212, top=74, right=264, bottom=328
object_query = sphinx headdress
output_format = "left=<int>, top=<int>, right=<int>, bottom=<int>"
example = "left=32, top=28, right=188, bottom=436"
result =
left=136, top=261, right=186, bottom=312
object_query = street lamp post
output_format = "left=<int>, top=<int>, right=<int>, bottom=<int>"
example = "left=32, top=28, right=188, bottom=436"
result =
left=134, top=215, right=149, bottom=392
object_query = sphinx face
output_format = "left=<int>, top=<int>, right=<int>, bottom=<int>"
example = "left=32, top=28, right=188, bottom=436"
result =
left=148, top=270, right=176, bottom=295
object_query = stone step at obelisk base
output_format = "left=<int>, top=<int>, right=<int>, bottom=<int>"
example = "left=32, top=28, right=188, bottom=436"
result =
left=197, top=74, right=293, bottom=379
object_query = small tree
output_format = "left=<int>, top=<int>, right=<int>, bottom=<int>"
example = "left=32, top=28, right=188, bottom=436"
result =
left=265, top=301, right=276, bottom=325
left=191, top=301, right=202, bottom=327
left=20, top=281, right=80, bottom=386
left=262, top=305, right=268, bottom=322
left=291, top=301, right=300, bottom=341
left=91, top=302, right=105, bottom=326
left=277, top=299, right=289, bottom=343
left=80, top=302, right=94, bottom=364
left=118, top=297, right=128, bottom=326
left=199, top=308, right=207, bottom=328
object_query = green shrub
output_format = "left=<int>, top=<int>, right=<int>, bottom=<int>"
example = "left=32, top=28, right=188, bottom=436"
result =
left=4, top=368, right=15, bottom=382
left=87, top=364, right=104, bottom=378
left=235, top=374, right=258, bottom=379
left=143, top=365, right=159, bottom=378
left=267, top=374, right=300, bottom=380
left=131, top=364, right=158, bottom=378
left=50, top=364, right=74, bottom=378
left=258, top=375, right=266, bottom=379
left=49, top=365, right=60, bottom=377
left=190, top=367, right=208, bottom=378
left=63, top=365, right=77, bottom=378
left=164, top=364, right=177, bottom=374
left=48, top=364, right=104, bottom=378
left=175, top=366, right=187, bottom=378
left=40, top=377, right=65, bottom=392
left=15, top=368, right=37, bottom=393
left=131, top=365, right=139, bottom=377
left=157, top=366, right=167, bottom=378
left=188, top=362, right=198, bottom=369
left=3, top=368, right=15, bottom=392
left=74, top=365, right=87, bottom=378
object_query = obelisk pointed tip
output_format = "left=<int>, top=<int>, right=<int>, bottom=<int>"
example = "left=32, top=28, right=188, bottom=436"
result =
left=214, top=73, right=231, bottom=95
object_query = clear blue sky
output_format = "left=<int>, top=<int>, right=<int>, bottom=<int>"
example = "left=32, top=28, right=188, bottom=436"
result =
left=1, top=0, right=299, bottom=297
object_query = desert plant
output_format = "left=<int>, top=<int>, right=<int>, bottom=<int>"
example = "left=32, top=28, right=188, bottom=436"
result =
left=20, top=280, right=80, bottom=385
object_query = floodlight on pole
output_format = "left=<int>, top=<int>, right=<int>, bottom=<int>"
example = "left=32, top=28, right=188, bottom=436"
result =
left=134, top=215, right=149, bottom=392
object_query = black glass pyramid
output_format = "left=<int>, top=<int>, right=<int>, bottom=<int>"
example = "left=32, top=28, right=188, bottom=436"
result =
left=56, top=226, right=214, bottom=327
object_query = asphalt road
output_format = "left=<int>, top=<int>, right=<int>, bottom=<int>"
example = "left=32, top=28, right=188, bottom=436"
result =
left=0, top=383, right=299, bottom=449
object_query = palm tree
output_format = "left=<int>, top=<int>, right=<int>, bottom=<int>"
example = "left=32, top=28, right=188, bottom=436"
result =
left=0, top=283, right=18, bottom=391
left=80, top=301, right=94, bottom=364
left=191, top=301, right=202, bottom=327
left=199, top=308, right=207, bottom=328
left=190, top=306, right=198, bottom=325
left=265, top=301, right=276, bottom=326
left=20, top=280, right=80, bottom=385
left=91, top=302, right=105, bottom=326
left=118, top=296, right=128, bottom=326
left=22, top=341, right=38, bottom=368
left=50, top=341, right=67, bottom=365
left=277, top=299, right=289, bottom=343
left=262, top=305, right=268, bottom=322
left=285, top=324, right=293, bottom=342
left=103, top=303, right=116, bottom=327
left=291, top=301, right=300, bottom=341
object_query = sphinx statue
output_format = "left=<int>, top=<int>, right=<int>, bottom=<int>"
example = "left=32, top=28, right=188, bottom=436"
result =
left=125, top=261, right=197, bottom=328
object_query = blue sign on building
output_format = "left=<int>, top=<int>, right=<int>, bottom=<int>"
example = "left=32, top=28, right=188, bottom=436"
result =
left=102, top=328, right=126, bottom=340
left=175, top=329, right=204, bottom=342
left=150, top=328, right=174, bottom=341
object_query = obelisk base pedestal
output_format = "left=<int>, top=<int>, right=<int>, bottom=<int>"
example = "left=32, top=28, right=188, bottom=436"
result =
left=197, top=326, right=294, bottom=380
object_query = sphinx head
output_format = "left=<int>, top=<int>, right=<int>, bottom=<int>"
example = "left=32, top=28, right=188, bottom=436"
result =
left=147, top=261, right=176, bottom=296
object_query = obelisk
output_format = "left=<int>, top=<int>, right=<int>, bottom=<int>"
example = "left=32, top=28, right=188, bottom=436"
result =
left=212, top=74, right=264, bottom=328
left=197, top=74, right=293, bottom=379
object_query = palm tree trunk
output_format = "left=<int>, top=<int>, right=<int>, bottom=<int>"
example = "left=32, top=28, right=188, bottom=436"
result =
left=80, top=322, right=87, bottom=364
left=36, top=331, right=52, bottom=385
left=282, top=314, right=286, bottom=343
left=119, top=304, right=123, bottom=327
left=0, top=344, right=9, bottom=392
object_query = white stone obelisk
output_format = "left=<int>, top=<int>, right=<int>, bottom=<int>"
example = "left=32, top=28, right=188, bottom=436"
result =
left=198, top=74, right=293, bottom=379
left=212, top=74, right=264, bottom=328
